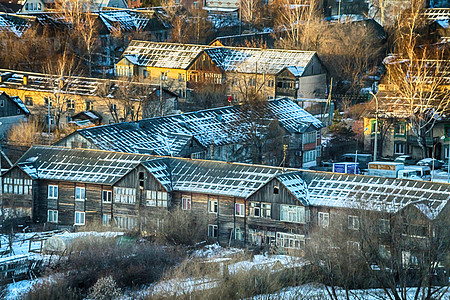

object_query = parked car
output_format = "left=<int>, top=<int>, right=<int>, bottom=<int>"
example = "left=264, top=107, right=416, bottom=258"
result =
left=417, top=158, right=445, bottom=169
left=394, top=155, right=417, bottom=165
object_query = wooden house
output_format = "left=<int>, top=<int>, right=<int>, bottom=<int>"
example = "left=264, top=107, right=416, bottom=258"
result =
left=0, top=91, right=29, bottom=137
left=3, top=146, right=450, bottom=254
left=55, top=98, right=324, bottom=168
left=115, top=41, right=328, bottom=101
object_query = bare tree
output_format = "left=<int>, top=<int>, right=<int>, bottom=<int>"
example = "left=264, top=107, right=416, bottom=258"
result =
left=381, top=0, right=450, bottom=158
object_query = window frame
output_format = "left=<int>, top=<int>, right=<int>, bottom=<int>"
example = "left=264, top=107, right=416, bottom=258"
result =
left=48, top=185, right=58, bottom=199
left=348, top=215, right=360, bottom=230
left=182, top=196, right=191, bottom=210
left=280, top=205, right=305, bottom=224
left=47, top=210, right=58, bottom=223
left=208, top=199, right=218, bottom=214
left=102, top=190, right=112, bottom=203
left=75, top=187, right=86, bottom=201
left=318, top=212, right=329, bottom=228
left=208, top=224, right=218, bottom=238
left=235, top=203, right=245, bottom=217
left=74, top=211, right=85, bottom=225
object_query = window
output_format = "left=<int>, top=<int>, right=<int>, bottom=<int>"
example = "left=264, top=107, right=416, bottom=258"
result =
left=267, top=80, right=274, bottom=87
left=85, top=100, right=93, bottom=111
left=44, top=97, right=53, bottom=107
left=102, top=190, right=112, bottom=203
left=47, top=210, right=58, bottom=223
left=347, top=241, right=360, bottom=251
left=48, top=185, right=58, bottom=199
left=139, top=172, right=144, bottom=189
left=394, top=142, right=405, bottom=154
left=67, top=99, right=75, bottom=110
left=160, top=72, right=168, bottom=81
left=145, top=190, right=168, bottom=207
left=208, top=199, right=218, bottom=213
left=348, top=215, right=360, bottom=230
left=0, top=99, right=4, bottom=107
left=102, top=214, right=111, bottom=226
left=303, top=131, right=317, bottom=145
left=318, top=212, right=329, bottom=228
left=235, top=228, right=244, bottom=241
left=280, top=205, right=305, bottom=223
left=276, top=232, right=305, bottom=249
left=178, top=73, right=185, bottom=81
left=114, top=215, right=137, bottom=230
left=191, top=151, right=206, bottom=159
left=182, top=196, right=191, bottom=210
left=208, top=224, right=218, bottom=238
left=379, top=245, right=391, bottom=258
left=303, top=150, right=316, bottom=163
left=248, top=77, right=256, bottom=86
left=113, top=187, right=136, bottom=204
left=379, top=219, right=390, bottom=233
left=75, top=187, right=85, bottom=201
left=75, top=211, right=85, bottom=225
left=249, top=202, right=271, bottom=218
left=394, top=122, right=406, bottom=136
left=235, top=203, right=245, bottom=217
left=25, top=96, right=33, bottom=106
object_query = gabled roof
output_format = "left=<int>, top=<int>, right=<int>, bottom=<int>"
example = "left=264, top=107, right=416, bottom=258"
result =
left=122, top=41, right=207, bottom=69
left=300, top=171, right=450, bottom=217
left=0, top=13, right=31, bottom=37
left=277, top=172, right=309, bottom=206
left=10, top=95, right=29, bottom=114
left=13, top=146, right=155, bottom=185
left=203, top=47, right=316, bottom=75
left=0, top=70, right=161, bottom=98
left=71, top=98, right=324, bottom=155
left=98, top=9, right=166, bottom=33
left=120, top=41, right=319, bottom=74
left=141, top=158, right=292, bottom=198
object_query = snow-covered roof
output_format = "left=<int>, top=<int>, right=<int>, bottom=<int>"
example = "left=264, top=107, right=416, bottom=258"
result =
left=122, top=41, right=207, bottom=69
left=98, top=9, right=165, bottom=33
left=424, top=8, right=450, bottom=21
left=10, top=95, right=30, bottom=114
left=73, top=98, right=324, bottom=154
left=0, top=13, right=31, bottom=37
left=0, top=70, right=161, bottom=98
left=14, top=146, right=155, bottom=185
left=204, top=47, right=315, bottom=75
left=142, top=158, right=290, bottom=198
left=302, top=171, right=450, bottom=217
left=277, top=172, right=309, bottom=205
left=121, top=41, right=317, bottom=74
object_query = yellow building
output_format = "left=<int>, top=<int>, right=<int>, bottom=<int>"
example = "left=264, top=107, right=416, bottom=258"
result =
left=0, top=69, right=177, bottom=126
left=115, top=40, right=328, bottom=102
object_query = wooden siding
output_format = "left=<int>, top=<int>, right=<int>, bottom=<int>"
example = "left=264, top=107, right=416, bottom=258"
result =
left=1, top=167, right=34, bottom=219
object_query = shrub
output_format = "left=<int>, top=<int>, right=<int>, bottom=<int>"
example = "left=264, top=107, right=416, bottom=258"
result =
left=87, top=276, right=121, bottom=300
left=22, top=278, right=80, bottom=300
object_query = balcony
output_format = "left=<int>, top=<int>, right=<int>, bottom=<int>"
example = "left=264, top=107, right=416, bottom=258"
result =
left=407, top=136, right=435, bottom=146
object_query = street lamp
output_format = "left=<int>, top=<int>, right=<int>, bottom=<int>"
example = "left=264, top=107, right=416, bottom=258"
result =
left=369, top=92, right=379, bottom=162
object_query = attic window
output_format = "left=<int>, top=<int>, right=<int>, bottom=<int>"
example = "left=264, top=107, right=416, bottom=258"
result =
left=139, top=172, right=145, bottom=189
left=273, top=186, right=279, bottom=194
left=0, top=100, right=4, bottom=107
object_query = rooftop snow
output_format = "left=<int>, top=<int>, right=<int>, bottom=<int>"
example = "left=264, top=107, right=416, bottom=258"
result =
left=73, top=98, right=324, bottom=155
left=0, top=13, right=31, bottom=37
left=142, top=158, right=289, bottom=198
left=121, top=41, right=317, bottom=74
left=15, top=146, right=155, bottom=185
left=10, top=96, right=30, bottom=114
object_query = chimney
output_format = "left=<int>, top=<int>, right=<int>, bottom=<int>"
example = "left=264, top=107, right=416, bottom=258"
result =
left=23, top=75, right=28, bottom=86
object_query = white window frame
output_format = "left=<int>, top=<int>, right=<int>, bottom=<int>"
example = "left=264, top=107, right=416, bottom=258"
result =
left=379, top=218, right=390, bottom=233
left=47, top=210, right=58, bottom=223
left=276, top=232, right=305, bottom=249
left=48, top=185, right=58, bottom=199
left=182, top=196, right=191, bottom=210
left=75, top=187, right=85, bottom=201
left=208, top=224, right=218, bottom=238
left=113, top=187, right=136, bottom=204
left=280, top=205, right=305, bottom=223
left=208, top=199, right=218, bottom=213
left=347, top=241, right=360, bottom=251
left=74, top=211, right=85, bottom=225
left=102, top=190, right=112, bottom=203
left=235, top=203, right=245, bottom=217
left=318, top=212, right=329, bottom=228
left=235, top=228, right=244, bottom=241
left=348, top=215, right=360, bottom=230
